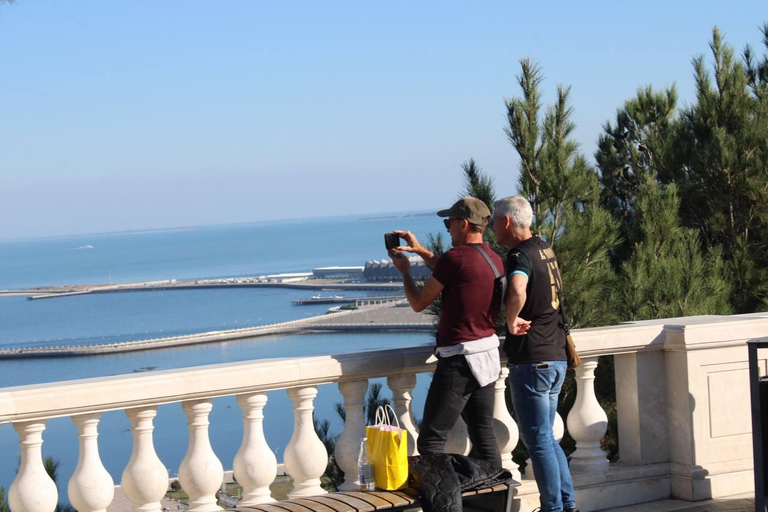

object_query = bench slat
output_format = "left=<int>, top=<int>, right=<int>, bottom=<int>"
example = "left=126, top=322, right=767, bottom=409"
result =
left=237, top=504, right=305, bottom=512
left=336, top=492, right=395, bottom=509
left=361, top=491, right=418, bottom=507
left=298, top=494, right=374, bottom=512
left=267, top=502, right=319, bottom=512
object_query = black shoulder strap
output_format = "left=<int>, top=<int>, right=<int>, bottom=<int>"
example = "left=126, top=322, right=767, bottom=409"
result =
left=552, top=262, right=571, bottom=334
left=470, top=244, right=501, bottom=277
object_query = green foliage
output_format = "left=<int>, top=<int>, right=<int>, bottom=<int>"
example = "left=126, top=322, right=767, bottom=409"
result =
left=616, top=181, right=731, bottom=320
left=595, top=84, right=682, bottom=266
left=313, top=415, right=342, bottom=491
left=505, top=59, right=600, bottom=246
left=0, top=487, right=9, bottom=512
left=675, top=26, right=768, bottom=312
left=505, top=57, right=620, bottom=330
left=43, top=456, right=61, bottom=486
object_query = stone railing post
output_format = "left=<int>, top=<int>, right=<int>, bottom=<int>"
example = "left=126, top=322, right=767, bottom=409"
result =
left=614, top=351, right=669, bottom=465
left=8, top=421, right=58, bottom=512
left=284, top=386, right=328, bottom=497
left=233, top=393, right=277, bottom=504
left=567, top=357, right=609, bottom=473
left=445, top=416, right=471, bottom=455
left=336, top=380, right=368, bottom=491
left=68, top=413, right=115, bottom=512
left=524, top=411, right=564, bottom=480
left=179, top=399, right=224, bottom=512
left=122, top=407, right=169, bottom=512
left=388, top=373, right=420, bottom=456
left=493, top=367, right=520, bottom=479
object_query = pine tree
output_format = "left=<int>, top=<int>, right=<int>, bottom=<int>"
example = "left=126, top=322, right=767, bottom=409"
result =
left=504, top=58, right=620, bottom=329
left=595, top=85, right=681, bottom=266
left=617, top=180, right=731, bottom=320
left=677, top=27, right=768, bottom=312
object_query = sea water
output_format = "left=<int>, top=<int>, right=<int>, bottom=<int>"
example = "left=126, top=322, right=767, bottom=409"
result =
left=0, top=211, right=444, bottom=494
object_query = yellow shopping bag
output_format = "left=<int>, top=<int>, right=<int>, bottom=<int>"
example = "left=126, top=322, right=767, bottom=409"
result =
left=365, top=405, right=409, bottom=490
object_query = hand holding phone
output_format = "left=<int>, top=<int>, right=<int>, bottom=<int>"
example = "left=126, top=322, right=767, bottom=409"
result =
left=384, top=232, right=401, bottom=250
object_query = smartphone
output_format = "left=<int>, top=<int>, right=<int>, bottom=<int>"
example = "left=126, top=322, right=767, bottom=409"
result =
left=384, top=232, right=401, bottom=250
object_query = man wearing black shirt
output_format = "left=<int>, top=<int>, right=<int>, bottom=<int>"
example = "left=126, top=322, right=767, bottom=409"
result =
left=492, top=195, right=577, bottom=512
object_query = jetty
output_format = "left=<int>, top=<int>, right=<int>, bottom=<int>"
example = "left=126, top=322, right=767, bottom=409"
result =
left=291, top=295, right=403, bottom=306
left=0, top=278, right=403, bottom=300
left=0, top=302, right=433, bottom=359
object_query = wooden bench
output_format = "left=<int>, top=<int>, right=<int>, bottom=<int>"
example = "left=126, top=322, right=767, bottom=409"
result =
left=234, top=481, right=517, bottom=512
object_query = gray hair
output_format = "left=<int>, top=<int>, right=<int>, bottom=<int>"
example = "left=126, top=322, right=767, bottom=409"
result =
left=493, top=196, right=533, bottom=229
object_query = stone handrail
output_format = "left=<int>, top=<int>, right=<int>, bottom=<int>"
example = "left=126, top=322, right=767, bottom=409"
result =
left=1, top=313, right=767, bottom=512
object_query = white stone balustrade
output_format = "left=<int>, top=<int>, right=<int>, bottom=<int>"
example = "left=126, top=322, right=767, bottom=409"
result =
left=68, top=413, right=114, bottom=512
left=178, top=399, right=224, bottom=512
left=1, top=314, right=766, bottom=512
left=233, top=393, right=277, bottom=504
left=122, top=407, right=169, bottom=512
left=387, top=373, right=420, bottom=456
left=8, top=421, right=58, bottom=512
left=493, top=367, right=520, bottom=479
left=336, top=379, right=368, bottom=490
left=284, top=386, right=328, bottom=498
left=568, top=357, right=610, bottom=473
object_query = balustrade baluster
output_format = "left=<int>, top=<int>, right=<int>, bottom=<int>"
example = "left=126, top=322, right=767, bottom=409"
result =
left=178, top=400, right=224, bottom=512
left=387, top=373, right=419, bottom=456
left=8, top=421, right=58, bottom=512
left=523, top=412, right=564, bottom=480
left=284, top=386, right=328, bottom=497
left=336, top=380, right=368, bottom=490
left=492, top=367, right=520, bottom=479
left=122, top=407, right=169, bottom=512
left=567, top=357, right=609, bottom=473
left=68, top=413, right=114, bottom=512
left=233, top=393, right=277, bottom=504
left=445, top=416, right=471, bottom=455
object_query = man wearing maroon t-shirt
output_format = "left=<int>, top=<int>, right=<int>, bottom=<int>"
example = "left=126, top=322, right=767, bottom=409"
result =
left=388, top=197, right=503, bottom=467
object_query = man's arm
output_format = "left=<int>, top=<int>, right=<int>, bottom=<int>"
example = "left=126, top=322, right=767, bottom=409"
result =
left=506, top=273, right=531, bottom=335
left=388, top=249, right=444, bottom=312
left=402, top=274, right=444, bottom=313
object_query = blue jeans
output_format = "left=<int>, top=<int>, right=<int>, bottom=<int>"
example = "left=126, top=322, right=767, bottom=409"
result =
left=508, top=361, right=575, bottom=512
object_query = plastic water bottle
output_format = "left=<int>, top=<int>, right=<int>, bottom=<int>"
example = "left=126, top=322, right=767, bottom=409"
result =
left=358, top=437, right=375, bottom=491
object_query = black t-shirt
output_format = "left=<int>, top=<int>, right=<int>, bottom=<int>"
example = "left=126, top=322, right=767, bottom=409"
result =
left=503, top=236, right=567, bottom=363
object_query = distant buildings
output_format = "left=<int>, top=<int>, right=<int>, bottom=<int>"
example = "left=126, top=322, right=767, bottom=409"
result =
left=363, top=257, right=431, bottom=282
left=312, top=266, right=365, bottom=280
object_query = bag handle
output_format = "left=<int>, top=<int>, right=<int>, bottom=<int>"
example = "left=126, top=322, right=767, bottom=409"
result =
left=374, top=406, right=390, bottom=426
left=385, top=404, right=400, bottom=429
left=374, top=404, right=401, bottom=429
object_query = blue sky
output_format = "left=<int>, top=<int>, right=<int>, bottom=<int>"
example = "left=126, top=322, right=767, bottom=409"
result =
left=0, top=1, right=765, bottom=239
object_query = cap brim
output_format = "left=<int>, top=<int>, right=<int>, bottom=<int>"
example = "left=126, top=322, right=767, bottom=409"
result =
left=436, top=208, right=452, bottom=217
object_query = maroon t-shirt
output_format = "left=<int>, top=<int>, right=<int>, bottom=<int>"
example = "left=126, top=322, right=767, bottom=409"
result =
left=430, top=243, right=503, bottom=347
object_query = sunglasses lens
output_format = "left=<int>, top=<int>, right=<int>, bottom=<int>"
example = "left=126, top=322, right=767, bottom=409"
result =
left=443, top=219, right=451, bottom=229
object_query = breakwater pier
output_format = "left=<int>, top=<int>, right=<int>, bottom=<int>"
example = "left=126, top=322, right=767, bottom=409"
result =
left=0, top=302, right=432, bottom=359
left=0, top=277, right=403, bottom=300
